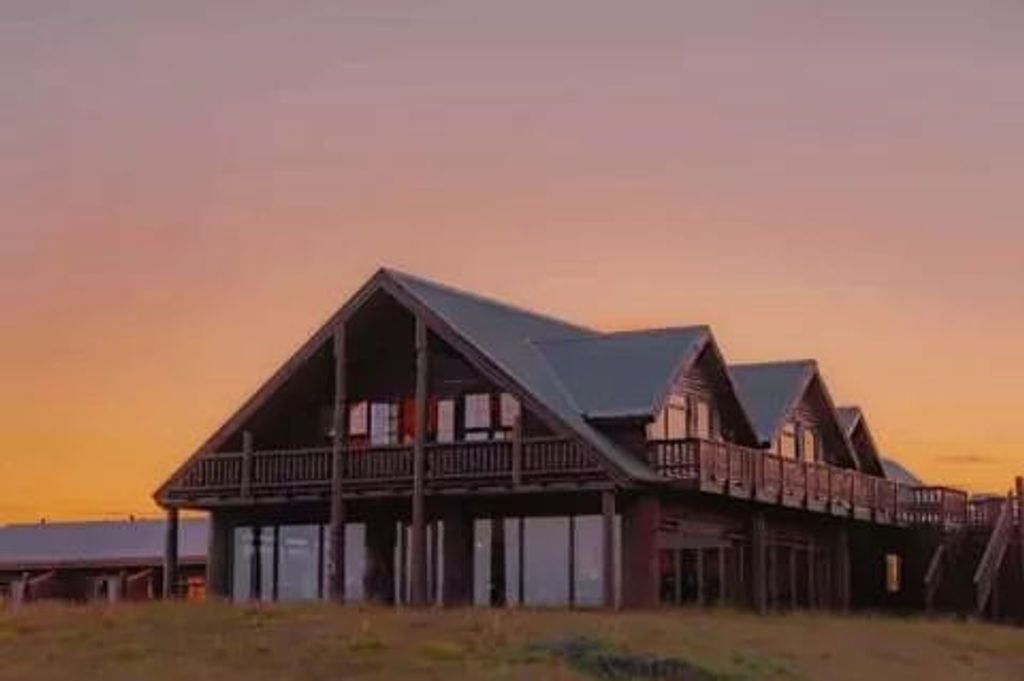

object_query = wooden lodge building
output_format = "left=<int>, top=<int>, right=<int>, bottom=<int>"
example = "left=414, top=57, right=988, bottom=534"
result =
left=154, top=269, right=1024, bottom=619
left=0, top=519, right=207, bottom=604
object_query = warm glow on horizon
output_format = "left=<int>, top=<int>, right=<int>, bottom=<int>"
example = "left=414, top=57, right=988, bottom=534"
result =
left=2, top=1, right=1023, bottom=523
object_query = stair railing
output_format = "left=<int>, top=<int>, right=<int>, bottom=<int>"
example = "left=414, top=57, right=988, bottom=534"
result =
left=973, top=493, right=1014, bottom=616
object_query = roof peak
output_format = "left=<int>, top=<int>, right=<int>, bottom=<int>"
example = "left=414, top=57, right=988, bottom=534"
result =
left=383, top=267, right=595, bottom=336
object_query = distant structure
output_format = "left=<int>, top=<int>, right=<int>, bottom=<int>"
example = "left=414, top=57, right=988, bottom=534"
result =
left=0, top=519, right=207, bottom=604
left=149, top=269, right=1021, bottom=621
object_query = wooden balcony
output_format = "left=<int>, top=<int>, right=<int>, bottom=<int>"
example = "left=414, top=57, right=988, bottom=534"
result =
left=647, top=438, right=938, bottom=526
left=164, top=436, right=607, bottom=503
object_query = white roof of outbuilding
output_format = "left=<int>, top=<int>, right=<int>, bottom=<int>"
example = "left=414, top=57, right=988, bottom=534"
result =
left=0, top=519, right=207, bottom=571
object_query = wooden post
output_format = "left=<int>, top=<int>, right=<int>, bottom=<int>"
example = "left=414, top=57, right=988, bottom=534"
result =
left=696, top=549, right=706, bottom=606
left=328, top=325, right=347, bottom=603
left=428, top=521, right=439, bottom=604
left=511, top=415, right=523, bottom=486
left=718, top=547, right=727, bottom=606
left=807, top=540, right=817, bottom=609
left=441, top=508, right=474, bottom=607
left=205, top=511, right=230, bottom=600
left=250, top=525, right=263, bottom=601
left=163, top=507, right=179, bottom=599
left=1016, top=476, right=1023, bottom=620
left=240, top=430, right=254, bottom=499
left=835, top=526, right=851, bottom=612
left=602, top=490, right=616, bottom=609
left=490, top=518, right=507, bottom=607
left=410, top=317, right=429, bottom=606
left=271, top=525, right=280, bottom=602
left=398, top=522, right=408, bottom=605
left=518, top=516, right=526, bottom=605
left=750, top=512, right=767, bottom=614
left=568, top=515, right=577, bottom=608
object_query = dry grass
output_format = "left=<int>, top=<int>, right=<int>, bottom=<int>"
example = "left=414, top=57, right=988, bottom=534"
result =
left=0, top=603, right=1022, bottom=680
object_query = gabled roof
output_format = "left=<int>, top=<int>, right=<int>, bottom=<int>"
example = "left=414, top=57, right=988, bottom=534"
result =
left=837, top=405, right=886, bottom=476
left=386, top=270, right=659, bottom=481
left=728, top=361, right=817, bottom=444
left=881, top=457, right=923, bottom=486
left=534, top=327, right=710, bottom=419
left=0, top=519, right=207, bottom=571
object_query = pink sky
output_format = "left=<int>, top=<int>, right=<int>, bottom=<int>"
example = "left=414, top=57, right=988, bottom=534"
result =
left=1, top=1, right=1022, bottom=521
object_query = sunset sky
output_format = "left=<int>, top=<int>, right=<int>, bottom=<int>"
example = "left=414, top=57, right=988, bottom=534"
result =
left=2, top=1, right=1022, bottom=522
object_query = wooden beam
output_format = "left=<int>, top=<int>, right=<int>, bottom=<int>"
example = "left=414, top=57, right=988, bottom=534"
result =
left=410, top=317, right=429, bottom=606
left=250, top=525, right=263, bottom=601
left=696, top=548, right=706, bottom=606
left=1017, top=476, right=1024, bottom=600
left=163, top=507, right=179, bottom=599
left=568, top=515, right=577, bottom=608
left=328, top=325, right=347, bottom=603
left=718, top=547, right=727, bottom=606
left=511, top=416, right=523, bottom=486
left=602, top=491, right=616, bottom=609
left=835, top=526, right=851, bottom=612
left=750, top=512, right=767, bottom=614
left=240, top=430, right=254, bottom=499
left=518, top=516, right=526, bottom=605
left=490, top=517, right=507, bottom=607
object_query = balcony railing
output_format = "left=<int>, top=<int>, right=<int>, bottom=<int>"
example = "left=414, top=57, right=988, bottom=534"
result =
left=165, top=436, right=606, bottom=501
left=646, top=438, right=973, bottom=526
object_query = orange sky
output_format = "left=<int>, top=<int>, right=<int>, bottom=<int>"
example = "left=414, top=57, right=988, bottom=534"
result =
left=2, top=1, right=1023, bottom=522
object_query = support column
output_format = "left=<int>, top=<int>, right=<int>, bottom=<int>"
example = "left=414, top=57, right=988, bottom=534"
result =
left=163, top=507, right=179, bottom=599
left=205, top=511, right=231, bottom=600
left=517, top=517, right=526, bottom=605
left=250, top=525, right=263, bottom=601
left=602, top=491, right=616, bottom=609
left=442, top=507, right=474, bottom=607
left=750, top=512, right=767, bottom=614
left=410, top=317, right=429, bottom=606
left=490, top=517, right=507, bottom=607
left=834, top=525, right=851, bottom=612
left=1017, top=476, right=1024, bottom=621
left=621, top=494, right=659, bottom=609
left=328, top=324, right=347, bottom=603
left=364, top=519, right=397, bottom=604
left=568, top=515, right=577, bottom=608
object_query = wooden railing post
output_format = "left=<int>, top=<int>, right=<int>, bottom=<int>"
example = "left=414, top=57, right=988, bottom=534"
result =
left=511, top=416, right=523, bottom=486
left=240, top=430, right=253, bottom=499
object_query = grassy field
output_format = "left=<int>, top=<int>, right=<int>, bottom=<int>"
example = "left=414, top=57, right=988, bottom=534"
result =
left=1, top=603, right=1022, bottom=681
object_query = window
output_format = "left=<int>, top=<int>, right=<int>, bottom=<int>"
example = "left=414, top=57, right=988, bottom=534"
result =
left=666, top=400, right=688, bottom=440
left=801, top=427, right=818, bottom=463
left=499, top=393, right=521, bottom=428
left=370, top=402, right=398, bottom=445
left=349, top=402, right=368, bottom=436
left=778, top=422, right=797, bottom=459
left=650, top=395, right=688, bottom=441
left=436, top=399, right=455, bottom=443
left=464, top=393, right=492, bottom=430
left=694, top=399, right=712, bottom=440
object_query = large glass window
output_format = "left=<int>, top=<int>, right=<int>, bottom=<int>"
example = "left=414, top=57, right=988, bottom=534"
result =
left=232, top=526, right=273, bottom=602
left=523, top=517, right=570, bottom=606
left=573, top=515, right=604, bottom=608
left=277, top=525, right=320, bottom=602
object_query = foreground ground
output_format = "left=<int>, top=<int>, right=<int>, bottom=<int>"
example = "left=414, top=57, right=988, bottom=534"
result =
left=1, top=603, right=1022, bottom=681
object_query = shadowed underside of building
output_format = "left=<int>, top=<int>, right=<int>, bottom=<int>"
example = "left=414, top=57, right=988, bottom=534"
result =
left=150, top=269, right=1024, bottom=620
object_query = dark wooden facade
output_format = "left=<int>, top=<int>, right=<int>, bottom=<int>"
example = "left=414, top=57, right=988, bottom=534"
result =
left=153, top=270, right=1024, bottom=620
